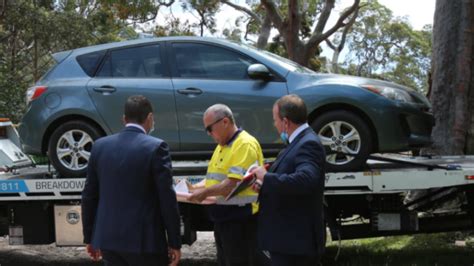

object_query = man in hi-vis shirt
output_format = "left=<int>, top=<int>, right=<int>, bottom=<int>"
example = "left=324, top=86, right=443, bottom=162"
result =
left=189, top=104, right=263, bottom=266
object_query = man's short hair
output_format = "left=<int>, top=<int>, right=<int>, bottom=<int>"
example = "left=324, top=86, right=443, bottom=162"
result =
left=124, top=95, right=153, bottom=124
left=204, top=104, right=235, bottom=124
left=275, top=94, right=307, bottom=124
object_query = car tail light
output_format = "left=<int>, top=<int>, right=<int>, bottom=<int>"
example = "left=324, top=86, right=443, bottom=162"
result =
left=26, top=86, right=47, bottom=105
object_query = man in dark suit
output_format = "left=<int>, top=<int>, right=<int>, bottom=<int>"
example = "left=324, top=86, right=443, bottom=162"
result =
left=250, top=94, right=326, bottom=266
left=82, top=95, right=181, bottom=266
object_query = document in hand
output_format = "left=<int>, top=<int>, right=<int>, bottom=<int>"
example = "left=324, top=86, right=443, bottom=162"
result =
left=174, top=179, right=216, bottom=205
left=225, top=163, right=270, bottom=201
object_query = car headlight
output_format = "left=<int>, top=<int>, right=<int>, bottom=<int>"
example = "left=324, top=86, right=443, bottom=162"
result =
left=361, top=85, right=415, bottom=103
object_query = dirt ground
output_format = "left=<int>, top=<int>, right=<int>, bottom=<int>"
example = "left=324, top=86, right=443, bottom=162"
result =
left=0, top=232, right=217, bottom=266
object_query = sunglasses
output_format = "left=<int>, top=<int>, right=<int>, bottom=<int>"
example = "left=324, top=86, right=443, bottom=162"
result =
left=205, top=117, right=225, bottom=133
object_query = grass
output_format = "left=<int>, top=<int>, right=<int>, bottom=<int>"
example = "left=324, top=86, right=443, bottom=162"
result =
left=321, top=232, right=474, bottom=266
left=30, top=155, right=49, bottom=165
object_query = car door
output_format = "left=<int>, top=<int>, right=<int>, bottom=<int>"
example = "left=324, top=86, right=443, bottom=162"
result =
left=169, top=41, right=288, bottom=152
left=86, top=43, right=179, bottom=149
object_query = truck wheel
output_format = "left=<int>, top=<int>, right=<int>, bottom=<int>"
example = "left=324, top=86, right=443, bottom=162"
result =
left=48, top=120, right=102, bottom=178
left=311, top=110, right=372, bottom=172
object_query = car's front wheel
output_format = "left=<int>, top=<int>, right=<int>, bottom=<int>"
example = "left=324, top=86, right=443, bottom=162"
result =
left=311, top=110, right=373, bottom=172
left=48, top=120, right=102, bottom=178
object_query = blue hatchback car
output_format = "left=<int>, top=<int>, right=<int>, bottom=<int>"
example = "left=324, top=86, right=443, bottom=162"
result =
left=19, top=37, right=434, bottom=177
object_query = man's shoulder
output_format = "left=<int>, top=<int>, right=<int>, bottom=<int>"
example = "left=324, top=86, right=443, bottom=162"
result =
left=141, top=134, right=164, bottom=145
left=93, top=134, right=116, bottom=146
left=237, top=130, right=260, bottom=145
left=295, top=130, right=324, bottom=153
left=95, top=131, right=164, bottom=148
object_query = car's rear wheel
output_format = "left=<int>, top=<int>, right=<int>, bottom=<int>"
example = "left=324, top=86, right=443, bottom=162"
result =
left=311, top=110, right=372, bottom=172
left=48, top=120, right=102, bottom=178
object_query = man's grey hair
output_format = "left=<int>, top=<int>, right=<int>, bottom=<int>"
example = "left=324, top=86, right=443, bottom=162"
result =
left=204, top=104, right=235, bottom=124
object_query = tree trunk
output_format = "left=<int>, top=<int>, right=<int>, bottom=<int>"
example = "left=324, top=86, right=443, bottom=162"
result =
left=429, top=0, right=474, bottom=155
left=0, top=0, right=6, bottom=21
left=285, top=0, right=301, bottom=62
left=256, top=14, right=271, bottom=49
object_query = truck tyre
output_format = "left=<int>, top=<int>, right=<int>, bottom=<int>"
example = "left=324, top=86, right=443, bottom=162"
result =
left=311, top=110, right=372, bottom=172
left=48, top=120, right=102, bottom=178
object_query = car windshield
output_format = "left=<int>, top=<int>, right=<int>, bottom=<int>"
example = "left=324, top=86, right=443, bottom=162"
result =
left=231, top=41, right=316, bottom=74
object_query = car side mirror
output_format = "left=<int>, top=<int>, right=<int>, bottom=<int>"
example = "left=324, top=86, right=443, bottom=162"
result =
left=248, top=64, right=272, bottom=80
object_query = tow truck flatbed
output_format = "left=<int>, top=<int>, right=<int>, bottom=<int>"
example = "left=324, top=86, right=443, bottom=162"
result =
left=2, top=155, right=474, bottom=200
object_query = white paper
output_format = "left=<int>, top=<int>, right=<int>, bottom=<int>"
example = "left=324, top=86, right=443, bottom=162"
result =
left=174, top=179, right=189, bottom=193
left=244, top=161, right=260, bottom=177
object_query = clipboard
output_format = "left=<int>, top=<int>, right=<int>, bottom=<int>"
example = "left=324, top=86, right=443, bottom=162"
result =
left=225, top=163, right=270, bottom=201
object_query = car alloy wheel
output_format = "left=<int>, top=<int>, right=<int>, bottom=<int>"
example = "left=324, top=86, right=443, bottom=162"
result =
left=48, top=120, right=102, bottom=178
left=318, top=121, right=361, bottom=165
left=311, top=110, right=372, bottom=172
left=56, top=129, right=93, bottom=171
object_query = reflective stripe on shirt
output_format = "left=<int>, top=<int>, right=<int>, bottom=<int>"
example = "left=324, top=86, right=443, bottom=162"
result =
left=215, top=195, right=259, bottom=206
left=206, top=172, right=228, bottom=182
left=229, top=166, right=246, bottom=176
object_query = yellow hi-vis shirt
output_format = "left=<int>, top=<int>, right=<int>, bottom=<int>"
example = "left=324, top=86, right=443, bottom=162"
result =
left=206, top=130, right=264, bottom=218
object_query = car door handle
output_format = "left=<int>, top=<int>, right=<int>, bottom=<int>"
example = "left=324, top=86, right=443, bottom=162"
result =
left=93, top=86, right=117, bottom=93
left=177, top=88, right=203, bottom=95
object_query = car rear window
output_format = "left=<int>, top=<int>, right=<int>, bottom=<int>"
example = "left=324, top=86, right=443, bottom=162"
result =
left=76, top=50, right=106, bottom=77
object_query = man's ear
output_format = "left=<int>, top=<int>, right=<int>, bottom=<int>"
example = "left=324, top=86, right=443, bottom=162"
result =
left=122, top=115, right=127, bottom=125
left=146, top=112, right=154, bottom=127
left=147, top=112, right=153, bottom=122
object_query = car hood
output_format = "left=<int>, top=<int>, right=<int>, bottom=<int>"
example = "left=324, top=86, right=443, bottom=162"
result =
left=295, top=73, right=431, bottom=107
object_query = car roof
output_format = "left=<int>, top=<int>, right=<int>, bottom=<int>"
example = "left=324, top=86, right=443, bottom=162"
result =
left=59, top=36, right=241, bottom=56
left=54, top=36, right=294, bottom=78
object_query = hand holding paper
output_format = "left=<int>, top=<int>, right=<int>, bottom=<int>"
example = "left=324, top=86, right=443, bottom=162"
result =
left=174, top=179, right=216, bottom=204
left=225, top=163, right=270, bottom=201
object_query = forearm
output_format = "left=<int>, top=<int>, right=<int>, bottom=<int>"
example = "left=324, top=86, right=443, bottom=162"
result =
left=203, top=178, right=236, bottom=197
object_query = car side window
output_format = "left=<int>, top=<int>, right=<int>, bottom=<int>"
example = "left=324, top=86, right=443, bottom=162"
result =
left=97, top=44, right=163, bottom=78
left=77, top=50, right=106, bottom=77
left=172, top=43, right=256, bottom=80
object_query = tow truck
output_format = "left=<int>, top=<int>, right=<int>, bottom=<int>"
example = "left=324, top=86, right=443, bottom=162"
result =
left=2, top=118, right=474, bottom=246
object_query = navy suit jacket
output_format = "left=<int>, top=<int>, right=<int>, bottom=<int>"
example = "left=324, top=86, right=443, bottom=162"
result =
left=82, top=126, right=181, bottom=254
left=258, top=127, right=326, bottom=256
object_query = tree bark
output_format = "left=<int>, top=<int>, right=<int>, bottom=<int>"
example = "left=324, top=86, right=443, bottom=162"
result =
left=0, top=0, right=6, bottom=22
left=256, top=14, right=272, bottom=49
left=325, top=8, right=358, bottom=73
left=429, top=0, right=474, bottom=155
left=465, top=0, right=474, bottom=154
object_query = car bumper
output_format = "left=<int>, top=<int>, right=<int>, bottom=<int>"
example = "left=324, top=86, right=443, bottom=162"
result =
left=373, top=103, right=434, bottom=152
left=18, top=111, right=45, bottom=155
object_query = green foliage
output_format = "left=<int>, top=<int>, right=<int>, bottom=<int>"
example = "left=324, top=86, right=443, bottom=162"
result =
left=180, top=0, right=220, bottom=36
left=153, top=17, right=195, bottom=37
left=222, top=28, right=243, bottom=43
left=0, top=0, right=138, bottom=123
left=342, top=0, right=432, bottom=93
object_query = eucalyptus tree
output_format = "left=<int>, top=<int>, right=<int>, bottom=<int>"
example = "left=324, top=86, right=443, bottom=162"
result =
left=180, top=0, right=220, bottom=36
left=220, top=0, right=360, bottom=67
left=153, top=16, right=195, bottom=36
left=429, top=0, right=474, bottom=155
left=342, top=0, right=431, bottom=92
